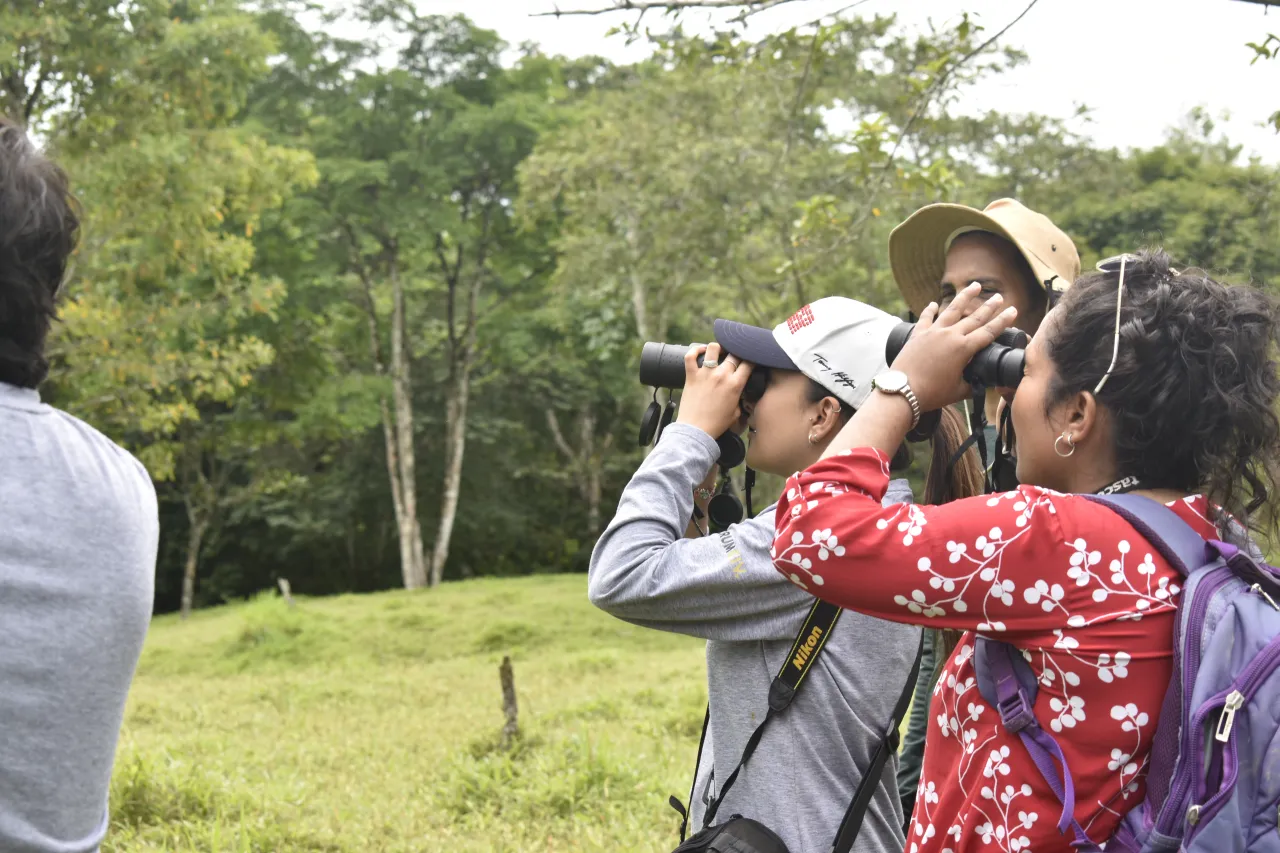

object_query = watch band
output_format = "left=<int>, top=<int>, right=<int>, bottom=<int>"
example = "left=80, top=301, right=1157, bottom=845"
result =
left=874, top=375, right=922, bottom=432
left=899, top=386, right=921, bottom=432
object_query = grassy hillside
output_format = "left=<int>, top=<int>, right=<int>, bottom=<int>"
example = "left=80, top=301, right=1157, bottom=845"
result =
left=105, top=576, right=708, bottom=853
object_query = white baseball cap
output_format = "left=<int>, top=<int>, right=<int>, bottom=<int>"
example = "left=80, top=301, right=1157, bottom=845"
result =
left=714, top=297, right=899, bottom=409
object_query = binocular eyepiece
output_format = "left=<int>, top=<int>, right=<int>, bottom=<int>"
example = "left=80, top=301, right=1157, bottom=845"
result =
left=884, top=323, right=1028, bottom=390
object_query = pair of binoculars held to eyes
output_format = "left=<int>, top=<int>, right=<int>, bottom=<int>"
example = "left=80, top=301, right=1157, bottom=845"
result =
left=636, top=343, right=765, bottom=464
left=637, top=321, right=1027, bottom=432
left=632, top=323, right=1027, bottom=530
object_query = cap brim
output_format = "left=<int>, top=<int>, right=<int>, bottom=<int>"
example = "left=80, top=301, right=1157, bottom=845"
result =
left=714, top=319, right=798, bottom=371
left=889, top=204, right=1048, bottom=316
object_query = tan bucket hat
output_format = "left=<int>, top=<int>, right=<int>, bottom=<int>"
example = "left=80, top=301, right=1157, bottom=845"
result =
left=889, top=198, right=1080, bottom=316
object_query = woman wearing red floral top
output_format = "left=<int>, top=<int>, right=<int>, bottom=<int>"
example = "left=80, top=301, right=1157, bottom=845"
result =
left=770, top=250, right=1280, bottom=853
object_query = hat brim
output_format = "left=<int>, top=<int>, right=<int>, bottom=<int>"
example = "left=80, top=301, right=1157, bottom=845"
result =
left=888, top=204, right=1057, bottom=317
left=714, top=319, right=798, bottom=371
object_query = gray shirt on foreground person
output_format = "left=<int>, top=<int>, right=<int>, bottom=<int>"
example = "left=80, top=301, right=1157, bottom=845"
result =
left=0, top=383, right=158, bottom=853
left=589, top=423, right=921, bottom=853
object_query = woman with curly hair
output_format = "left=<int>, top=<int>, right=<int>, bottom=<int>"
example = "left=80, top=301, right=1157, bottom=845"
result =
left=770, top=250, right=1280, bottom=853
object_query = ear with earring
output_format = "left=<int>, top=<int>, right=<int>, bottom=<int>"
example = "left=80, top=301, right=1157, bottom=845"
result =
left=809, top=402, right=840, bottom=445
left=1054, top=432, right=1076, bottom=458
left=808, top=415, right=821, bottom=445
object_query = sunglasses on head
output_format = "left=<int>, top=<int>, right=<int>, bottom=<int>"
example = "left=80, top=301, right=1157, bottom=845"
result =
left=1091, top=253, right=1183, bottom=395
left=1089, top=254, right=1141, bottom=395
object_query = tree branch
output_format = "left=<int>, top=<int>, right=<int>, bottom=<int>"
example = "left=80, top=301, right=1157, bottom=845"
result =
left=532, top=0, right=797, bottom=20
left=341, top=221, right=388, bottom=374
left=23, top=66, right=51, bottom=124
left=845, top=0, right=1042, bottom=237
left=545, top=409, right=577, bottom=462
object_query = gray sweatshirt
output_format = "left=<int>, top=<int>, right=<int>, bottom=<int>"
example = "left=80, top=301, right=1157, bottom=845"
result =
left=0, top=383, right=158, bottom=853
left=589, top=423, right=921, bottom=853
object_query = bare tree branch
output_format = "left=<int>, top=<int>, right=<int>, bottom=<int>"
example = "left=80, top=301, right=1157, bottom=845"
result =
left=532, top=0, right=798, bottom=21
left=545, top=409, right=577, bottom=462
left=843, top=0, right=1042, bottom=237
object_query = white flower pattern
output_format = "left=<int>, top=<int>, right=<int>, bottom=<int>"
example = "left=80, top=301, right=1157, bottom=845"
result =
left=772, top=449, right=1213, bottom=853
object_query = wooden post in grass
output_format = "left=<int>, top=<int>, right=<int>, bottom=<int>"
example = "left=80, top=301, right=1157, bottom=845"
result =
left=499, top=655, right=519, bottom=749
left=277, top=577, right=295, bottom=608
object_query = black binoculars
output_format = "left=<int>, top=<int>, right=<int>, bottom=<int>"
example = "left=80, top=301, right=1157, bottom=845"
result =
left=885, top=323, right=1028, bottom=389
left=636, top=342, right=761, bottom=467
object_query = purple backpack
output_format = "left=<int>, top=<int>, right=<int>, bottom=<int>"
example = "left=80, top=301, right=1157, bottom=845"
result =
left=974, top=493, right=1280, bottom=853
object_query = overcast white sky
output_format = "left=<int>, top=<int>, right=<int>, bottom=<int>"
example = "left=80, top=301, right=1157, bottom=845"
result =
left=421, top=0, right=1280, bottom=161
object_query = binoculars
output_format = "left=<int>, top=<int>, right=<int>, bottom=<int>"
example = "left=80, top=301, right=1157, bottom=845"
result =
left=884, top=323, right=1028, bottom=389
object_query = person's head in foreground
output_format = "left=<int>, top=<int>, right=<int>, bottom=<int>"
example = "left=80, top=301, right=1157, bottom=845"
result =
left=768, top=249, right=1280, bottom=853
left=0, top=115, right=80, bottom=389
left=1011, top=249, right=1280, bottom=517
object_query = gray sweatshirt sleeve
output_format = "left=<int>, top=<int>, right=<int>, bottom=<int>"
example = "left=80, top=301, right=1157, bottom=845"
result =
left=588, top=422, right=913, bottom=643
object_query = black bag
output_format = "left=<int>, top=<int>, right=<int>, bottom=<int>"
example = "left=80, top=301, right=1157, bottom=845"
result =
left=673, top=815, right=790, bottom=853
left=669, top=600, right=924, bottom=853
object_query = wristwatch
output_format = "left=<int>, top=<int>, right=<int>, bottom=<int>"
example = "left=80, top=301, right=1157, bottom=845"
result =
left=871, top=370, right=921, bottom=431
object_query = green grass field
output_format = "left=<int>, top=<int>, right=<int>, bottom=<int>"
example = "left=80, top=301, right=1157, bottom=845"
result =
left=105, top=576, right=710, bottom=853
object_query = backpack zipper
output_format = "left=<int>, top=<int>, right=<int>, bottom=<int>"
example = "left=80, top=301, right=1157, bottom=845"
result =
left=1185, top=633, right=1280, bottom=837
left=1250, top=582, right=1280, bottom=612
left=1213, top=691, right=1245, bottom=742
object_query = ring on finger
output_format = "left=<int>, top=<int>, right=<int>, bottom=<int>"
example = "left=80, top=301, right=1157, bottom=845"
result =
left=703, top=358, right=719, bottom=368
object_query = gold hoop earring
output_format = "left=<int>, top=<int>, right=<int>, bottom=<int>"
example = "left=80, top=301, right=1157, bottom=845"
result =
left=1054, top=433, right=1076, bottom=458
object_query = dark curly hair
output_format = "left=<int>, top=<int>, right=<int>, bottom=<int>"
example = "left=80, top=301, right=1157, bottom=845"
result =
left=1046, top=248, right=1280, bottom=537
left=0, top=116, right=81, bottom=388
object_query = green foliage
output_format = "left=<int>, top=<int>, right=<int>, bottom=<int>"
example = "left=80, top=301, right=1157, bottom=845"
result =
left=8, top=3, right=1280, bottom=612
left=108, top=752, right=343, bottom=851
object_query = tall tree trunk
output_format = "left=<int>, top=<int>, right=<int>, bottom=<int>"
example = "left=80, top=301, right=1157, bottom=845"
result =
left=547, top=405, right=613, bottom=542
left=358, top=251, right=427, bottom=590
left=580, top=408, right=603, bottom=538
left=180, top=515, right=208, bottom=621
left=429, top=362, right=470, bottom=587
left=389, top=262, right=427, bottom=588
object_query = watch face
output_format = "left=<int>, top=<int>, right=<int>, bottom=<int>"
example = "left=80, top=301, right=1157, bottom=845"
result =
left=875, top=370, right=908, bottom=393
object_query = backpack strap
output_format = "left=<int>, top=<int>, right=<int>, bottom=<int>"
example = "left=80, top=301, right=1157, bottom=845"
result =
left=975, top=638, right=1098, bottom=849
left=1084, top=494, right=1216, bottom=576
left=699, top=598, right=844, bottom=827
left=975, top=496, right=1216, bottom=851
left=1084, top=493, right=1218, bottom=828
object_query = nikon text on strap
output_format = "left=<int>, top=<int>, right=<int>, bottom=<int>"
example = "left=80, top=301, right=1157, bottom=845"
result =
left=700, top=598, right=843, bottom=826
left=671, top=598, right=843, bottom=838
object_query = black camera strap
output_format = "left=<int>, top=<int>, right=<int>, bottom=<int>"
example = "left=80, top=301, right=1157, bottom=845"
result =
left=671, top=599, right=842, bottom=838
left=829, top=632, right=924, bottom=853
left=699, top=598, right=843, bottom=827
left=673, top=602, right=924, bottom=853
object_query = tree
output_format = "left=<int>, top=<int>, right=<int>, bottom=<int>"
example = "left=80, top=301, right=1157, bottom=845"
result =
left=249, top=6, right=586, bottom=588
left=520, top=15, right=1020, bottom=365
left=5, top=0, right=317, bottom=618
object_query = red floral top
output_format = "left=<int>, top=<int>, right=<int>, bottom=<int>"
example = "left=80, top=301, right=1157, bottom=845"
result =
left=771, top=449, right=1215, bottom=853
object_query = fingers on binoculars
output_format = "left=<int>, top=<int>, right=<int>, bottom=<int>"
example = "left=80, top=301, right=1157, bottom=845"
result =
left=954, top=292, right=1004, bottom=334
left=915, top=301, right=940, bottom=331
left=965, top=303, right=1019, bottom=349
left=937, top=283, right=985, bottom=325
